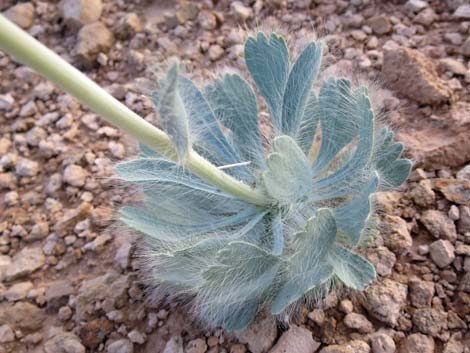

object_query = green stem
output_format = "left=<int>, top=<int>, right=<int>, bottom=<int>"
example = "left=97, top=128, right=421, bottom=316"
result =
left=0, top=15, right=269, bottom=206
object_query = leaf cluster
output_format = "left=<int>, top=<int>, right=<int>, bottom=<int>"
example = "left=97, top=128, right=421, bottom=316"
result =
left=115, top=32, right=411, bottom=331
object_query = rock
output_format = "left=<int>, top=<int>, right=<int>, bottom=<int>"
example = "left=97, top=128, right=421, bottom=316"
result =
left=186, top=338, right=207, bottom=353
left=399, top=103, right=470, bottom=169
left=231, top=344, right=248, bottom=353
left=0, top=324, right=14, bottom=343
left=343, top=313, right=374, bottom=333
left=175, top=1, right=199, bottom=24
left=454, top=4, right=470, bottom=19
left=348, top=341, right=370, bottom=353
left=45, top=280, right=74, bottom=310
left=382, top=47, right=452, bottom=105
left=398, top=334, right=434, bottom=353
left=440, top=58, right=467, bottom=76
left=457, top=206, right=470, bottom=233
left=128, top=329, right=146, bottom=345
left=429, top=240, right=455, bottom=268
left=319, top=345, right=353, bottom=353
left=3, top=2, right=34, bottom=29
left=0, top=255, right=12, bottom=282
left=406, top=0, right=428, bottom=12
left=198, top=10, right=217, bottom=30
left=444, top=32, right=463, bottom=45
left=409, top=278, right=434, bottom=308
left=412, top=308, right=447, bottom=336
left=414, top=8, right=437, bottom=26
left=107, top=339, right=134, bottom=353
left=1, top=281, right=33, bottom=302
left=0, top=302, right=45, bottom=331
left=80, top=318, right=113, bottom=349
left=44, top=330, right=86, bottom=353
left=421, top=210, right=457, bottom=241
left=457, top=165, right=470, bottom=180
left=443, top=334, right=464, bottom=353
left=26, top=126, right=47, bottom=147
left=208, top=44, right=224, bottom=61
left=231, top=1, right=253, bottom=21
left=60, top=0, right=102, bottom=27
left=433, top=179, right=470, bottom=205
left=370, top=332, right=395, bottom=353
left=366, top=16, right=392, bottom=35
left=367, top=246, right=396, bottom=277
left=163, top=336, right=184, bottom=353
left=459, top=273, right=470, bottom=292
left=411, top=180, right=435, bottom=207
left=58, top=306, right=73, bottom=321
left=234, top=315, right=277, bottom=353
left=363, top=279, right=407, bottom=326
left=114, top=234, right=136, bottom=270
left=269, top=325, right=320, bottom=353
left=115, top=13, right=143, bottom=40
left=381, top=215, right=412, bottom=254
left=448, top=205, right=460, bottom=221
left=63, top=164, right=87, bottom=187
left=4, top=246, right=45, bottom=281
left=73, top=272, right=128, bottom=321
left=462, top=37, right=470, bottom=57
left=0, top=93, right=15, bottom=111
left=339, top=300, right=353, bottom=314
left=76, top=22, right=114, bottom=63
left=15, top=158, right=39, bottom=177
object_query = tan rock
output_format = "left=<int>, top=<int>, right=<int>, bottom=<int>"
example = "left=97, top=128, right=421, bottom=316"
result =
left=382, top=47, right=452, bottom=105
left=3, top=2, right=34, bottom=29
left=0, top=302, right=46, bottom=332
left=399, top=103, right=470, bottom=169
left=432, top=178, right=470, bottom=205
left=60, top=0, right=102, bottom=27
left=76, top=22, right=114, bottom=63
left=366, top=15, right=392, bottom=35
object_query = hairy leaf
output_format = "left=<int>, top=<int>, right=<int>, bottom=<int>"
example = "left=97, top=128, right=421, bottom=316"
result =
left=262, top=135, right=312, bottom=204
left=245, top=32, right=289, bottom=129
left=157, top=63, right=190, bottom=159
left=328, top=245, right=376, bottom=290
left=271, top=209, right=336, bottom=314
left=205, top=74, right=264, bottom=169
left=282, top=42, right=322, bottom=135
left=335, top=173, right=378, bottom=246
left=200, top=241, right=280, bottom=330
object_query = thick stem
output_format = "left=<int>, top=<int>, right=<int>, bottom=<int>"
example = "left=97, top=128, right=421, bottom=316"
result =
left=0, top=15, right=269, bottom=206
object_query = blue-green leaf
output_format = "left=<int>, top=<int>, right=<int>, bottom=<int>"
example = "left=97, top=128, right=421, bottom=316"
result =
left=200, top=241, right=280, bottom=331
left=312, top=78, right=358, bottom=173
left=335, top=174, right=378, bottom=246
left=295, top=93, right=320, bottom=155
left=271, top=209, right=336, bottom=314
left=157, top=63, right=190, bottom=159
left=328, top=245, right=376, bottom=290
left=120, top=206, right=259, bottom=242
left=151, top=238, right=226, bottom=288
left=271, top=212, right=283, bottom=255
left=379, top=158, right=412, bottom=191
left=372, top=127, right=412, bottom=190
left=282, top=42, right=323, bottom=135
left=178, top=76, right=252, bottom=181
left=245, top=32, right=289, bottom=129
left=205, top=74, right=264, bottom=169
left=262, top=135, right=312, bottom=204
left=313, top=86, right=375, bottom=199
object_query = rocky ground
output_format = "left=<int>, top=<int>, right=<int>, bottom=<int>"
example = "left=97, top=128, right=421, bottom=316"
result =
left=1, top=0, right=470, bottom=352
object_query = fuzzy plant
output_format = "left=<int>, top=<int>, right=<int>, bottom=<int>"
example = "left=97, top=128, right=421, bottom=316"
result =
left=0, top=15, right=411, bottom=332
left=114, top=33, right=412, bottom=330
